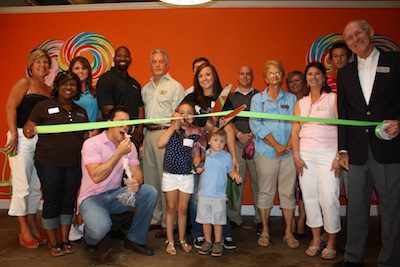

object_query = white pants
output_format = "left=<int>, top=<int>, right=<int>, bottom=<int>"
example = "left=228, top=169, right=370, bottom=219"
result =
left=7, top=129, right=42, bottom=216
left=299, top=148, right=340, bottom=234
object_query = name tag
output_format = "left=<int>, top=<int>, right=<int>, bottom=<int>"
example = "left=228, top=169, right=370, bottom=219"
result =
left=160, top=90, right=167, bottom=95
left=48, top=107, right=60, bottom=114
left=281, top=104, right=289, bottom=109
left=316, top=106, right=327, bottom=111
left=211, top=101, right=216, bottom=108
left=183, top=138, right=194, bottom=147
left=376, top=66, right=390, bottom=73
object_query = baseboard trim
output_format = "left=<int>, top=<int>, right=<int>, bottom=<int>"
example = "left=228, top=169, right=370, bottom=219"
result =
left=0, top=200, right=379, bottom=216
left=241, top=204, right=378, bottom=216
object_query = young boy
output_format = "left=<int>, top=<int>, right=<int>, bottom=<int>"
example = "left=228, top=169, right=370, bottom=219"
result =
left=195, top=129, right=242, bottom=257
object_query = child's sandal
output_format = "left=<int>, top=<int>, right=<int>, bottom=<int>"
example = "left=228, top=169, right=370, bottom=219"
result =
left=165, top=240, right=176, bottom=255
left=61, top=242, right=74, bottom=254
left=48, top=243, right=65, bottom=257
left=179, top=240, right=192, bottom=253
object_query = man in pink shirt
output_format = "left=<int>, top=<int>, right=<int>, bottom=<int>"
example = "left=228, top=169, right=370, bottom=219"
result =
left=78, top=106, right=157, bottom=256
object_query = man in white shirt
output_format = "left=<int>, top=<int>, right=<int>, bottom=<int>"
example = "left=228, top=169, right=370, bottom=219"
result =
left=142, top=49, right=185, bottom=238
left=337, top=19, right=400, bottom=267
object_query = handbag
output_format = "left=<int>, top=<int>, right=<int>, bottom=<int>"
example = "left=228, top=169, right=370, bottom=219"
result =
left=242, top=140, right=255, bottom=160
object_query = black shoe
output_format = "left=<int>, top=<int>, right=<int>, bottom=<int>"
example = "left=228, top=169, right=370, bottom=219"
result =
left=193, top=236, right=205, bottom=249
left=124, top=239, right=154, bottom=256
left=256, top=223, right=262, bottom=235
left=223, top=236, right=237, bottom=250
left=332, top=260, right=364, bottom=267
left=108, top=228, right=125, bottom=240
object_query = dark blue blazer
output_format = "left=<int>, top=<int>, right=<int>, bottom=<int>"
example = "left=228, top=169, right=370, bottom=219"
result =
left=337, top=50, right=400, bottom=165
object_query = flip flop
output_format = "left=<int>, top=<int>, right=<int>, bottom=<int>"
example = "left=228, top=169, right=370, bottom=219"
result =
left=283, top=234, right=299, bottom=249
left=305, top=245, right=321, bottom=257
left=258, top=232, right=270, bottom=247
left=321, top=248, right=337, bottom=260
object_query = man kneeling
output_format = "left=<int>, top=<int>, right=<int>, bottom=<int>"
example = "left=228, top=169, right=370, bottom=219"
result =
left=77, top=106, right=157, bottom=256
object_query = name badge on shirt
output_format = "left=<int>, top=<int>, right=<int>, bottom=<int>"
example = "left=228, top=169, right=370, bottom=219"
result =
left=183, top=138, right=194, bottom=148
left=160, top=90, right=167, bottom=95
left=316, top=106, right=327, bottom=111
left=211, top=101, right=216, bottom=108
left=376, top=66, right=390, bottom=73
left=48, top=107, right=60, bottom=114
left=280, top=104, right=289, bottom=109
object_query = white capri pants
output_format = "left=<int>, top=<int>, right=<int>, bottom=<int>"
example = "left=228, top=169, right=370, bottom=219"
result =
left=7, top=129, right=42, bottom=216
left=299, top=147, right=340, bottom=234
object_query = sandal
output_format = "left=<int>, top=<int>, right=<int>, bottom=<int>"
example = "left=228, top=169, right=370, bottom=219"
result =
left=61, top=242, right=74, bottom=254
left=258, top=232, right=270, bottom=247
left=19, top=233, right=39, bottom=249
left=305, top=245, right=321, bottom=257
left=179, top=240, right=192, bottom=253
left=48, top=243, right=65, bottom=257
left=283, top=234, right=299, bottom=249
left=321, top=248, right=337, bottom=260
left=165, top=240, right=176, bottom=255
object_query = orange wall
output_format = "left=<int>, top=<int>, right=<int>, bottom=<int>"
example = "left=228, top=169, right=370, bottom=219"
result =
left=1, top=8, right=399, bottom=203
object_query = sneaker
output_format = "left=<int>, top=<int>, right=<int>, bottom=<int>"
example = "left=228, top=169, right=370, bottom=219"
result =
left=198, top=241, right=213, bottom=255
left=256, top=223, right=262, bottom=236
left=69, top=224, right=84, bottom=241
left=193, top=236, right=205, bottom=249
left=223, top=236, right=237, bottom=250
left=211, top=242, right=223, bottom=257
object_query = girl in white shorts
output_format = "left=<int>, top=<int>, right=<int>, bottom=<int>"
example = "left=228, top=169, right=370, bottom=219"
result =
left=157, top=102, right=201, bottom=255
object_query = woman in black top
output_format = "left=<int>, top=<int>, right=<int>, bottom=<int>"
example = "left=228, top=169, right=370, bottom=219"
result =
left=5, top=48, right=52, bottom=249
left=24, top=71, right=88, bottom=257
left=182, top=62, right=239, bottom=249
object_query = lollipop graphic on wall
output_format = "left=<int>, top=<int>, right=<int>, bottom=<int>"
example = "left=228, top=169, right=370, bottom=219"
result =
left=26, top=39, right=64, bottom=87
left=57, top=32, right=115, bottom=86
left=306, top=33, right=400, bottom=74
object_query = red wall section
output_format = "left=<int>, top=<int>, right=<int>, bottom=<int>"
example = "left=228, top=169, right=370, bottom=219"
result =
left=1, top=8, right=399, bottom=202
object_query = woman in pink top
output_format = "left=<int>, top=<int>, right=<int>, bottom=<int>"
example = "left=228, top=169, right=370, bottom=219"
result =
left=291, top=62, right=340, bottom=260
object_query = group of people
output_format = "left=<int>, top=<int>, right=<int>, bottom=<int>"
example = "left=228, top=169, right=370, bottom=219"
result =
left=3, top=19, right=400, bottom=267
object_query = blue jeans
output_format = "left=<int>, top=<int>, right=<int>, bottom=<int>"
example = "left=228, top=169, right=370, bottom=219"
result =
left=80, top=184, right=157, bottom=245
left=189, top=174, right=231, bottom=240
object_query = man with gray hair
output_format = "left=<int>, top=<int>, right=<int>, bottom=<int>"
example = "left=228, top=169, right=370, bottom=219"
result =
left=336, top=19, right=400, bottom=267
left=142, top=49, right=185, bottom=238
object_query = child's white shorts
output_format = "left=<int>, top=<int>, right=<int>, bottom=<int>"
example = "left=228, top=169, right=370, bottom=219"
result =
left=161, top=172, right=194, bottom=194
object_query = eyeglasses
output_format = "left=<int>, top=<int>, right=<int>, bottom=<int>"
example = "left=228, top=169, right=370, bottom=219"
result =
left=266, top=72, right=282, bottom=78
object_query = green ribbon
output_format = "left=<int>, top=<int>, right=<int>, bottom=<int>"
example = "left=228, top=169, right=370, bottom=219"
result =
left=36, top=110, right=382, bottom=134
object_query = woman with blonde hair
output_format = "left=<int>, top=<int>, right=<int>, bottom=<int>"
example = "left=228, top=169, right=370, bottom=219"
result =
left=250, top=60, right=299, bottom=249
left=4, top=48, right=52, bottom=248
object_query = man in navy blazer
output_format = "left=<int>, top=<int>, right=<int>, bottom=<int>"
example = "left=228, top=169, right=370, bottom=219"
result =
left=336, top=20, right=400, bottom=267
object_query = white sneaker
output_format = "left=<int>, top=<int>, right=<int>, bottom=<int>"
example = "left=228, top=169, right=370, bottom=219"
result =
left=69, top=224, right=84, bottom=241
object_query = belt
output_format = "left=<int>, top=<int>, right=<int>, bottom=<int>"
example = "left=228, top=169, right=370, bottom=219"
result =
left=146, top=124, right=169, bottom=131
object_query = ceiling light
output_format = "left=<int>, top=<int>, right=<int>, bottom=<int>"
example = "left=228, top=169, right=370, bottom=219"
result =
left=160, top=0, right=212, bottom=5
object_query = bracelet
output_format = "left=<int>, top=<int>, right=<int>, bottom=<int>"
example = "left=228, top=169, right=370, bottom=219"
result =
left=236, top=132, right=242, bottom=138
